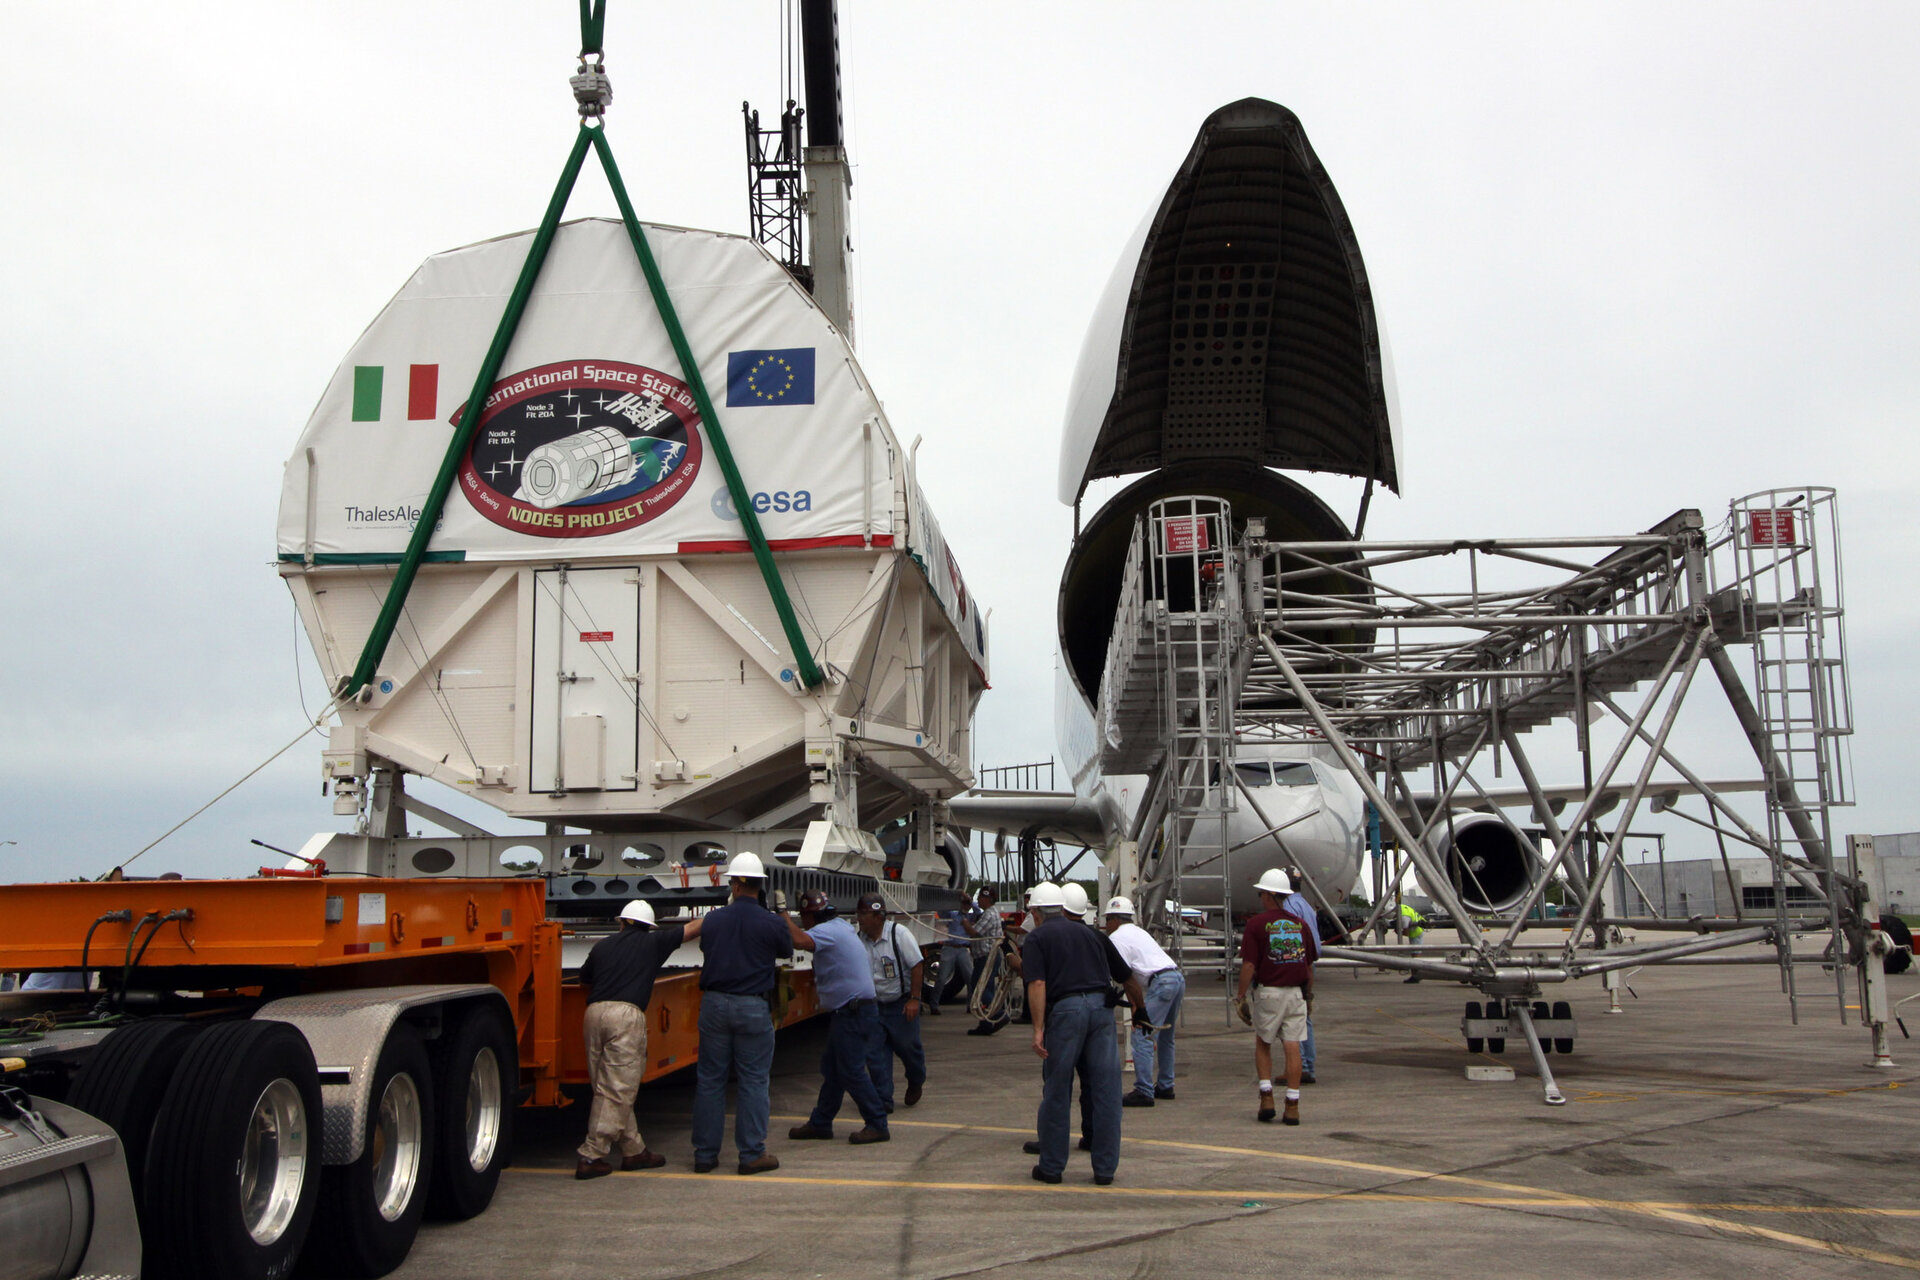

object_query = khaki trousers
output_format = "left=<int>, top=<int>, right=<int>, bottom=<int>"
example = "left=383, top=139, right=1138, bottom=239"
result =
left=579, top=1000, right=649, bottom=1160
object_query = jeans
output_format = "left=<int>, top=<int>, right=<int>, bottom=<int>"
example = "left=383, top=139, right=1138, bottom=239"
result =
left=1035, top=992, right=1121, bottom=1179
left=808, top=1000, right=888, bottom=1132
left=692, top=990, right=777, bottom=1164
left=869, top=997, right=927, bottom=1106
left=936, top=948, right=975, bottom=1008
left=1130, top=969, right=1185, bottom=1095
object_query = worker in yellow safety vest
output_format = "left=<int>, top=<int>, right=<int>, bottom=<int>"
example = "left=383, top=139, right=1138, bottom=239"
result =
left=1398, top=903, right=1427, bottom=984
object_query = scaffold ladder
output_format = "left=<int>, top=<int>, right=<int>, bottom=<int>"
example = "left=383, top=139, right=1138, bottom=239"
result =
left=1148, top=498, right=1242, bottom=1007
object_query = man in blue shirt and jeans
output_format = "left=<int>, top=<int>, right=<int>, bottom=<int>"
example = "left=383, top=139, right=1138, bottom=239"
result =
left=786, top=890, right=891, bottom=1144
left=691, top=852, right=794, bottom=1175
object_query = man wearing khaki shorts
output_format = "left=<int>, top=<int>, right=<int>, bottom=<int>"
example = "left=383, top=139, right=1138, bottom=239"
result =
left=1235, top=869, right=1317, bottom=1125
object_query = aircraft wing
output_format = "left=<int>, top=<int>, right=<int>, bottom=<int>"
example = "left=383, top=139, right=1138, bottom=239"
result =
left=1396, top=778, right=1769, bottom=821
left=947, top=791, right=1112, bottom=849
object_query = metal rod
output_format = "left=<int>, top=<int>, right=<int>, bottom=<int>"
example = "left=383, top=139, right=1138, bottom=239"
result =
left=1495, top=627, right=1697, bottom=949
left=1511, top=1001, right=1568, bottom=1105
left=1564, top=628, right=1709, bottom=953
left=1257, top=635, right=1489, bottom=952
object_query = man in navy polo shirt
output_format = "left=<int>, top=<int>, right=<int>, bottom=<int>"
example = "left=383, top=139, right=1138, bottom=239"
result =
left=786, top=890, right=890, bottom=1144
left=691, top=852, right=794, bottom=1175
left=1023, top=882, right=1144, bottom=1186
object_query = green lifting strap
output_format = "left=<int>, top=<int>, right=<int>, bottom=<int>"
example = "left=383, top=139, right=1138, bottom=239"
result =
left=578, top=0, right=607, bottom=55
left=343, top=121, right=826, bottom=697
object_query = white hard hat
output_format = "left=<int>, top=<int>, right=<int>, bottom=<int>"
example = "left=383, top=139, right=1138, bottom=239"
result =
left=618, top=899, right=656, bottom=927
left=724, top=851, right=768, bottom=879
left=1253, top=868, right=1293, bottom=895
left=1027, top=881, right=1065, bottom=910
left=1060, top=883, right=1090, bottom=917
left=1105, top=896, right=1135, bottom=917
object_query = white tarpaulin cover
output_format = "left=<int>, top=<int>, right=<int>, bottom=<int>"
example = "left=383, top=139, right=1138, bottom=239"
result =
left=277, top=217, right=896, bottom=562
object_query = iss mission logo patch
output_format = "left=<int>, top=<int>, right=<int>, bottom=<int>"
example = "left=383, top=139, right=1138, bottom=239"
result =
left=456, top=360, right=704, bottom=538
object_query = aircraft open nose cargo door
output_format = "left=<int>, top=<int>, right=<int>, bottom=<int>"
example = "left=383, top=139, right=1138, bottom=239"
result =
left=531, top=567, right=641, bottom=792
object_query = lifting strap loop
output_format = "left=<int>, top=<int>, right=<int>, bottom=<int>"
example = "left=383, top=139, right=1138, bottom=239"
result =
left=345, top=118, right=827, bottom=698
left=578, top=0, right=607, bottom=57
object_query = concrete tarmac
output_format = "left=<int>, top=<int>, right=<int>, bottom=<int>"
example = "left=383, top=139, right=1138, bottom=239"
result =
left=394, top=955, right=1920, bottom=1279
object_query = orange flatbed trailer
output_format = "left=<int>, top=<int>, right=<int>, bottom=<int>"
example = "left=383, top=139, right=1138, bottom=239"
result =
left=0, top=875, right=819, bottom=1103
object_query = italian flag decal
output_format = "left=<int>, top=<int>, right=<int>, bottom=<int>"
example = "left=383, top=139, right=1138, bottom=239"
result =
left=352, top=364, right=440, bottom=422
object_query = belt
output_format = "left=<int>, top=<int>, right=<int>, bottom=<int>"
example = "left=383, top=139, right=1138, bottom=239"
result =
left=834, top=997, right=877, bottom=1012
left=1146, top=968, right=1180, bottom=979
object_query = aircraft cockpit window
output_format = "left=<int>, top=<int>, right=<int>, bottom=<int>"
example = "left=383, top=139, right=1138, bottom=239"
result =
left=1272, top=762, right=1317, bottom=787
left=1233, top=763, right=1273, bottom=787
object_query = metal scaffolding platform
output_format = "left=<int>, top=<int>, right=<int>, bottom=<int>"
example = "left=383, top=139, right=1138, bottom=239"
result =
left=1102, top=485, right=1895, bottom=1098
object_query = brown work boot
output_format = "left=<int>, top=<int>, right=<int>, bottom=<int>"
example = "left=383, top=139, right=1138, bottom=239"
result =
left=904, top=1080, right=923, bottom=1107
left=575, top=1157, right=613, bottom=1180
left=620, top=1149, right=666, bottom=1170
left=738, top=1153, right=781, bottom=1175
left=787, top=1122, right=833, bottom=1140
left=848, top=1126, right=891, bottom=1145
left=1257, top=1090, right=1276, bottom=1123
left=1282, top=1097, right=1300, bottom=1126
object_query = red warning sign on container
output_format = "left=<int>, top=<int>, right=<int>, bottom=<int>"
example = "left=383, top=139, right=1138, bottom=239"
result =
left=579, top=631, right=615, bottom=643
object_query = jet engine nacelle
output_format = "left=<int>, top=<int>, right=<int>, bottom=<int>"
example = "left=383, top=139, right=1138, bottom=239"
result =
left=1429, top=814, right=1535, bottom=913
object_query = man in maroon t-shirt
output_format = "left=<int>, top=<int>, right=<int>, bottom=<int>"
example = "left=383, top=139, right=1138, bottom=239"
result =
left=1236, top=868, right=1318, bottom=1125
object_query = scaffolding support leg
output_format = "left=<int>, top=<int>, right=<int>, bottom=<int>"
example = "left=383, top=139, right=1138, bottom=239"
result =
left=1512, top=1002, right=1568, bottom=1106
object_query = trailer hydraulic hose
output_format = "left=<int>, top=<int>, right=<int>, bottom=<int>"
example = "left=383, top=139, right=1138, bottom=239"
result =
left=78, top=909, right=133, bottom=991
left=116, top=912, right=162, bottom=1007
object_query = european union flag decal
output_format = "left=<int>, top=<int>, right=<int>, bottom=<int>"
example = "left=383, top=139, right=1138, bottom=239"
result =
left=726, top=347, right=816, bottom=406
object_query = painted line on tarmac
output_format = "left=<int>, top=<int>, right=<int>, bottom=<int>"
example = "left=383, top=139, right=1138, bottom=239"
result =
left=879, top=1114, right=1920, bottom=1270
left=514, top=1166, right=1920, bottom=1269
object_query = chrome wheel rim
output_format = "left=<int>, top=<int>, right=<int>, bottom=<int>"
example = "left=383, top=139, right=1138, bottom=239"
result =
left=464, top=1046, right=503, bottom=1173
left=239, top=1078, right=308, bottom=1246
left=371, top=1071, right=424, bottom=1222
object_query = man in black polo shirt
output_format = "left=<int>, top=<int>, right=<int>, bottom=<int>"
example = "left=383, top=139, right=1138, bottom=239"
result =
left=576, top=898, right=703, bottom=1179
left=1023, top=882, right=1145, bottom=1186
left=691, top=852, right=794, bottom=1175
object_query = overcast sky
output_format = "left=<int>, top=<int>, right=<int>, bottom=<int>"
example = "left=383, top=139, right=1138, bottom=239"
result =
left=3, top=3, right=1915, bottom=884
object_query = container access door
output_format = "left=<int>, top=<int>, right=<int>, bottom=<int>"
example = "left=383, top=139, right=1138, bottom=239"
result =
left=531, top=567, right=642, bottom=792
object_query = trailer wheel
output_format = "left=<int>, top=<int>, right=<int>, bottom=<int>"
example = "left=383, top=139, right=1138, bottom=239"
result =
left=1532, top=1001, right=1553, bottom=1053
left=1464, top=1001, right=1484, bottom=1054
left=142, top=1019, right=322, bottom=1280
left=66, top=1018, right=202, bottom=1219
left=1485, top=1002, right=1505, bottom=1054
left=426, top=1004, right=516, bottom=1220
left=305, top=1024, right=435, bottom=1278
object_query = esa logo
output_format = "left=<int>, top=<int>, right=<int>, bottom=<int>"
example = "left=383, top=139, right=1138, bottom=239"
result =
left=711, top=486, right=813, bottom=521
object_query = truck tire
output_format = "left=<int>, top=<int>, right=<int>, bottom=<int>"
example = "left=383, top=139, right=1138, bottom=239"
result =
left=425, top=1004, right=516, bottom=1220
left=1464, top=1001, right=1483, bottom=1054
left=305, top=1024, right=435, bottom=1277
left=66, top=1018, right=201, bottom=1220
left=142, top=1019, right=322, bottom=1280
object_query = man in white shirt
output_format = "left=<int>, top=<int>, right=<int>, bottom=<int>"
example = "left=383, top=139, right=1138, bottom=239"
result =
left=1103, top=897, right=1185, bottom=1106
left=855, top=892, right=927, bottom=1110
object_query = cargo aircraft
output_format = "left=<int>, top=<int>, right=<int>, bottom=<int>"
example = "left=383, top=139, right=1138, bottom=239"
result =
left=951, top=100, right=1755, bottom=926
